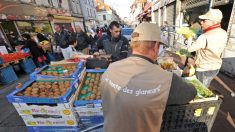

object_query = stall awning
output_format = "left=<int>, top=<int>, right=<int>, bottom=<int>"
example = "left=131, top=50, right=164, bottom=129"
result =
left=212, top=0, right=230, bottom=7
left=0, top=1, right=48, bottom=20
left=154, top=0, right=176, bottom=9
left=181, top=0, right=210, bottom=10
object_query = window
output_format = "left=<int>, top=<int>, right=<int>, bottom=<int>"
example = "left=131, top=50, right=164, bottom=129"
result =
left=94, top=10, right=96, bottom=18
left=48, top=0, right=53, bottom=6
left=87, top=8, right=90, bottom=16
left=90, top=0, right=94, bottom=6
left=90, top=9, right=92, bottom=17
left=103, top=15, right=106, bottom=20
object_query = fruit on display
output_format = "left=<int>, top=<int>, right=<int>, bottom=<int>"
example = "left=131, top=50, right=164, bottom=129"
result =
left=40, top=65, right=77, bottom=77
left=183, top=65, right=195, bottom=77
left=0, top=52, right=30, bottom=63
left=78, top=72, right=103, bottom=100
left=15, top=80, right=72, bottom=98
left=187, top=79, right=214, bottom=98
left=176, top=48, right=191, bottom=57
left=158, top=57, right=178, bottom=71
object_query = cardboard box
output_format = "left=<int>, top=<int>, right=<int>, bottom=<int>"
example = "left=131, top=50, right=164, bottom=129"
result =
left=21, top=114, right=78, bottom=126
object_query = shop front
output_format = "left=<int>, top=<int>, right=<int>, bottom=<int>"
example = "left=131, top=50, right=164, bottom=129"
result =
left=73, top=18, right=85, bottom=31
left=47, top=8, right=77, bottom=32
left=153, top=0, right=176, bottom=27
left=0, top=0, right=51, bottom=48
left=181, top=0, right=210, bottom=26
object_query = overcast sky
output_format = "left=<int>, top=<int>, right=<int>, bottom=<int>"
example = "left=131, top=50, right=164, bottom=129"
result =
left=104, top=0, right=135, bottom=18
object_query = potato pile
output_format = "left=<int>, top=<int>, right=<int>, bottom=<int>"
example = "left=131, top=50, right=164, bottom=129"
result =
left=16, top=81, right=72, bottom=98
left=79, top=73, right=103, bottom=100
left=40, top=65, right=77, bottom=77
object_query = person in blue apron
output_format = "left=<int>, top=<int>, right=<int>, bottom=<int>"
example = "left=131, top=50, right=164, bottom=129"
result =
left=96, top=21, right=129, bottom=62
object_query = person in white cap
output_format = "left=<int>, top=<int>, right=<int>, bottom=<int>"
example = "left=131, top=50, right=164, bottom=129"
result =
left=187, top=9, right=228, bottom=87
left=100, top=23, right=196, bottom=132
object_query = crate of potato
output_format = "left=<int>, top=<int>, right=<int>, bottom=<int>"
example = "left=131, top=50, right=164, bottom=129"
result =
left=30, top=61, right=85, bottom=80
left=73, top=69, right=106, bottom=130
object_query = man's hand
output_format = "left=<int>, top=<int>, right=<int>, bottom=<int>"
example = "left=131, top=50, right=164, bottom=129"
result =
left=93, top=52, right=100, bottom=58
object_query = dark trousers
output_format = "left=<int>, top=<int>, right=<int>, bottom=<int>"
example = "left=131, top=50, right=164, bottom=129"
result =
left=196, top=69, right=220, bottom=88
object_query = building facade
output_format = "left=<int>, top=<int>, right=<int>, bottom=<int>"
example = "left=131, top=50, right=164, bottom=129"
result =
left=130, top=1, right=144, bottom=27
left=95, top=0, right=121, bottom=27
left=79, top=0, right=97, bottom=31
left=68, top=0, right=84, bottom=31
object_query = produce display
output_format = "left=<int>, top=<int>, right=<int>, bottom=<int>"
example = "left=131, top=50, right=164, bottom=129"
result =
left=158, top=57, right=178, bottom=71
left=15, top=80, right=73, bottom=98
left=176, top=48, right=191, bottom=57
left=40, top=65, right=77, bottom=77
left=0, top=52, right=30, bottom=63
left=78, top=72, right=103, bottom=100
left=40, top=40, right=51, bottom=52
left=186, top=79, right=214, bottom=98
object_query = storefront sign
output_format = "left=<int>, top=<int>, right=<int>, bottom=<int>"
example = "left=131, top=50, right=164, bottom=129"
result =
left=48, top=8, right=71, bottom=17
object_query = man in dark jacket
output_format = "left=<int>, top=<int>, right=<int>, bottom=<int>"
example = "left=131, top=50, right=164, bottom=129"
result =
left=74, top=25, right=91, bottom=54
left=54, top=25, right=73, bottom=59
left=96, top=21, right=129, bottom=61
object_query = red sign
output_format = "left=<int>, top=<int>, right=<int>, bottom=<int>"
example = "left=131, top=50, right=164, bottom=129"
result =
left=47, top=8, right=71, bottom=16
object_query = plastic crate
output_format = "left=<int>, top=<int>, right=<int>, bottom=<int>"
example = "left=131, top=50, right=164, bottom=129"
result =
left=74, top=69, right=106, bottom=130
left=86, top=58, right=110, bottom=69
left=7, top=78, right=80, bottom=104
left=160, top=99, right=222, bottom=132
left=79, top=100, right=221, bottom=132
left=0, top=57, right=3, bottom=65
left=20, top=58, right=36, bottom=74
left=30, top=61, right=85, bottom=80
left=0, top=65, right=18, bottom=84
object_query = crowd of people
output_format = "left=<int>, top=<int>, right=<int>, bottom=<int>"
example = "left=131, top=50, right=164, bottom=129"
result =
left=2, top=21, right=129, bottom=67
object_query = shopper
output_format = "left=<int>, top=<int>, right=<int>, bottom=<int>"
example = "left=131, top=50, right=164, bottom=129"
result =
left=97, top=28, right=103, bottom=39
left=187, top=9, right=228, bottom=87
left=54, top=25, right=73, bottom=59
left=74, top=25, right=91, bottom=54
left=96, top=21, right=129, bottom=61
left=100, top=23, right=196, bottom=132
left=21, top=33, right=47, bottom=67
left=68, top=26, right=76, bottom=40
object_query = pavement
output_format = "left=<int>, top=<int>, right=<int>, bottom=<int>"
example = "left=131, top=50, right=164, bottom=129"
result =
left=0, top=72, right=234, bottom=132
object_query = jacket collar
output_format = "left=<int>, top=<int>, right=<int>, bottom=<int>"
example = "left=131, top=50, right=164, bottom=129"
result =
left=204, top=24, right=221, bottom=33
left=131, top=54, right=155, bottom=64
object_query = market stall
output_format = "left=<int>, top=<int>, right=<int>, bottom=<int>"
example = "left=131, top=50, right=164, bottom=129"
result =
left=6, top=52, right=221, bottom=131
left=0, top=51, right=35, bottom=84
